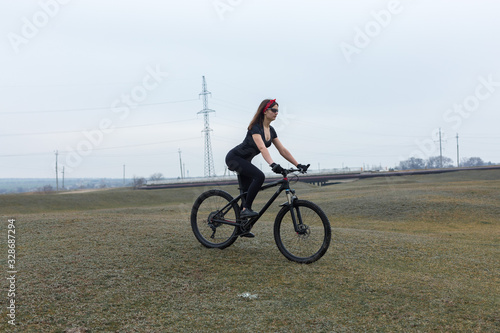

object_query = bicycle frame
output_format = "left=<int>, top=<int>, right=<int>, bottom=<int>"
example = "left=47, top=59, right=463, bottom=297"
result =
left=211, top=172, right=303, bottom=233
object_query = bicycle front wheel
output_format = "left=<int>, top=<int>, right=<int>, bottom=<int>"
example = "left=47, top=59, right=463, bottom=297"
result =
left=274, top=200, right=331, bottom=263
left=191, top=189, right=240, bottom=249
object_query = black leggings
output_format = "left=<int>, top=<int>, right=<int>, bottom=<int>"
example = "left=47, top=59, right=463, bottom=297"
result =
left=225, top=152, right=265, bottom=210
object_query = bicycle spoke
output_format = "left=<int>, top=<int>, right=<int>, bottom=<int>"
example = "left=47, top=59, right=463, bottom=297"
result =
left=274, top=200, right=331, bottom=263
left=191, top=190, right=239, bottom=248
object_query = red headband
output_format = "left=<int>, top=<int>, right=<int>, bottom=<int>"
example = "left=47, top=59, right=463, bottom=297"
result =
left=263, top=99, right=276, bottom=113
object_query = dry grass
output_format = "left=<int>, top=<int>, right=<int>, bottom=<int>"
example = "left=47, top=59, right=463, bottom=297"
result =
left=0, top=170, right=499, bottom=332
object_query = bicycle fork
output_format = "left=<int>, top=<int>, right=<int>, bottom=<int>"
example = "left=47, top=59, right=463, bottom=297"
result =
left=284, top=189, right=306, bottom=234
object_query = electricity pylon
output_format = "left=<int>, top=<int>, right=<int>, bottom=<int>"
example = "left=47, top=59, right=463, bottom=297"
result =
left=198, top=76, right=216, bottom=177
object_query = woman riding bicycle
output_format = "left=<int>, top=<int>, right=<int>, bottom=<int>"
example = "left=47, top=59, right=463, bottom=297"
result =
left=225, top=99, right=309, bottom=221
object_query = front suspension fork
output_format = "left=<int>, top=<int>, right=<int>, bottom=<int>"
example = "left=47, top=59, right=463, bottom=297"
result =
left=285, top=189, right=303, bottom=233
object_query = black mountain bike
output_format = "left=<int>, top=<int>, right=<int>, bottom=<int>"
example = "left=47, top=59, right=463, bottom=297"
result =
left=190, top=168, right=331, bottom=263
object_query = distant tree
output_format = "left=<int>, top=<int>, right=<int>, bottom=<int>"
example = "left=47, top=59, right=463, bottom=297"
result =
left=460, top=157, right=485, bottom=167
left=399, top=157, right=425, bottom=170
left=426, top=156, right=454, bottom=169
left=132, top=176, right=146, bottom=189
left=38, top=185, right=54, bottom=194
left=149, top=173, right=164, bottom=181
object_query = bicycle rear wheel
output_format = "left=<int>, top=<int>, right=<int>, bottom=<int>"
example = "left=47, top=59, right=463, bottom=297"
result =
left=191, top=189, right=239, bottom=249
left=274, top=200, right=331, bottom=263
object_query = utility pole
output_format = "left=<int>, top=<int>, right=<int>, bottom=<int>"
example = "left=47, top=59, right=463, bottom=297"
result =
left=178, top=149, right=184, bottom=179
left=55, top=150, right=59, bottom=191
left=198, top=76, right=216, bottom=177
left=438, top=128, right=443, bottom=168
left=433, top=128, right=448, bottom=168
left=456, top=133, right=460, bottom=167
left=61, top=166, right=65, bottom=190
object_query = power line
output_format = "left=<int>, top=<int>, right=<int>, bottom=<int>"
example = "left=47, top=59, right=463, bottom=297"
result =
left=0, top=137, right=200, bottom=157
left=0, top=152, right=51, bottom=157
left=211, top=98, right=253, bottom=113
left=58, top=137, right=200, bottom=153
left=460, top=135, right=500, bottom=139
left=0, top=98, right=199, bottom=115
left=0, top=118, right=197, bottom=137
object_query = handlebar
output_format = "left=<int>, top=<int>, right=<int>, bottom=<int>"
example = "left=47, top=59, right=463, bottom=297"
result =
left=281, top=168, right=307, bottom=176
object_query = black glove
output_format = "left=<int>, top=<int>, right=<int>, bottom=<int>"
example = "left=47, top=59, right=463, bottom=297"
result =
left=270, top=163, right=284, bottom=174
left=297, top=164, right=310, bottom=173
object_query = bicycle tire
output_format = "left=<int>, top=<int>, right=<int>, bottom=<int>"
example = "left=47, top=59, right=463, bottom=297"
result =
left=274, top=200, right=331, bottom=263
left=190, top=189, right=239, bottom=249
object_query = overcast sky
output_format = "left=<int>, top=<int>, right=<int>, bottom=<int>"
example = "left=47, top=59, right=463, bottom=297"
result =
left=1, top=0, right=499, bottom=179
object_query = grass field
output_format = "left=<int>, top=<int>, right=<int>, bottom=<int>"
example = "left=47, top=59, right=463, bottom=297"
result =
left=1, top=170, right=499, bottom=332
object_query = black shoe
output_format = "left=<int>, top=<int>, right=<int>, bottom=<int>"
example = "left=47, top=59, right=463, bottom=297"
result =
left=239, top=231, right=255, bottom=238
left=240, top=209, right=259, bottom=219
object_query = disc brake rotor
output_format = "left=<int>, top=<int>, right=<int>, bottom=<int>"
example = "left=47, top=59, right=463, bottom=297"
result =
left=296, top=224, right=310, bottom=238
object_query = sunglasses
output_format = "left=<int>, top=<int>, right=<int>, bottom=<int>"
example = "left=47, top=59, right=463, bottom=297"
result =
left=268, top=108, right=279, bottom=113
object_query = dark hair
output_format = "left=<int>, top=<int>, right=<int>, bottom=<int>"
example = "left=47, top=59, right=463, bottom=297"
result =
left=247, top=99, right=278, bottom=130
